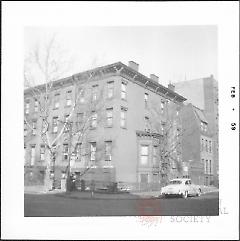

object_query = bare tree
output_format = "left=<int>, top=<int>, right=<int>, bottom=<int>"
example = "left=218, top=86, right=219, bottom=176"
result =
left=147, top=99, right=183, bottom=186
left=24, top=36, right=107, bottom=191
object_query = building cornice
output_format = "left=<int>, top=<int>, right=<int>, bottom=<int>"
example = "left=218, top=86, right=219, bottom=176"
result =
left=24, top=62, right=187, bottom=103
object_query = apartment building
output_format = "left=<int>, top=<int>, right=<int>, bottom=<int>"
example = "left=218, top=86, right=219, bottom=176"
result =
left=180, top=103, right=214, bottom=186
left=174, top=76, right=219, bottom=186
left=24, top=61, right=186, bottom=189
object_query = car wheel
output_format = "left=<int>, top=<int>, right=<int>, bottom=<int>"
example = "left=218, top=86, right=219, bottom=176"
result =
left=182, top=191, right=188, bottom=199
left=197, top=188, right=201, bottom=197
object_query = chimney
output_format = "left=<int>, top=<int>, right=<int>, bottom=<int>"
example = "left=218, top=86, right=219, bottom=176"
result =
left=150, top=74, right=159, bottom=83
left=168, top=83, right=175, bottom=91
left=128, top=61, right=139, bottom=72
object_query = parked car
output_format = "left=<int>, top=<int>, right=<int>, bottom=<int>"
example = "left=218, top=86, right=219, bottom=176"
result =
left=160, top=178, right=201, bottom=198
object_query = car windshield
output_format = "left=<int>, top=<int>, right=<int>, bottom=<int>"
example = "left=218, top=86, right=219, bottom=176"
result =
left=169, top=180, right=182, bottom=185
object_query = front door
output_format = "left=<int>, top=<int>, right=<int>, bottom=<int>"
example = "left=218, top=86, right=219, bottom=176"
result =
left=140, top=173, right=148, bottom=191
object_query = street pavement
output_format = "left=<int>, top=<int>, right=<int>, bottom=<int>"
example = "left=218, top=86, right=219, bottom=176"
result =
left=24, top=191, right=219, bottom=217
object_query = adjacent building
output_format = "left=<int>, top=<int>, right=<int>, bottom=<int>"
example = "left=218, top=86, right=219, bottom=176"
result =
left=174, top=76, right=219, bottom=186
left=180, top=103, right=214, bottom=186
left=24, top=61, right=186, bottom=190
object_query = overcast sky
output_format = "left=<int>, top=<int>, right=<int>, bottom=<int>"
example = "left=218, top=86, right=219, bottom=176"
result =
left=25, top=26, right=217, bottom=87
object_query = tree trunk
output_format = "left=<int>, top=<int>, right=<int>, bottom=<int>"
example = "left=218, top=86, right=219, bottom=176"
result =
left=43, top=153, right=53, bottom=192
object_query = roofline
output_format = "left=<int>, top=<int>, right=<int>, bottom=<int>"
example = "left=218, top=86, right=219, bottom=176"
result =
left=24, top=61, right=187, bottom=102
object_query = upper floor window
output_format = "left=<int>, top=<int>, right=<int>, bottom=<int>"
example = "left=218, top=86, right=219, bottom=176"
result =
left=140, top=145, right=149, bottom=166
left=160, top=100, right=165, bottom=113
left=78, top=88, right=85, bottom=103
left=64, top=114, right=70, bottom=132
left=107, top=81, right=114, bottom=99
left=145, top=116, right=150, bottom=132
left=24, top=121, right=27, bottom=136
left=34, top=99, right=39, bottom=112
left=30, top=145, right=36, bottom=166
left=40, top=145, right=45, bottom=161
left=105, top=141, right=112, bottom=161
left=209, top=159, right=212, bottom=174
left=205, top=159, right=208, bottom=174
left=92, top=85, right=98, bottom=102
left=91, top=111, right=97, bottom=128
left=32, top=120, right=37, bottom=135
left=90, top=142, right=96, bottom=161
left=25, top=99, right=30, bottom=114
left=106, top=108, right=113, bottom=127
left=66, top=90, right=72, bottom=106
left=209, top=141, right=212, bottom=153
left=205, top=139, right=208, bottom=152
left=76, top=143, right=82, bottom=161
left=201, top=138, right=204, bottom=151
left=120, top=107, right=127, bottom=128
left=144, top=93, right=149, bottom=107
left=52, top=116, right=58, bottom=133
left=121, top=81, right=127, bottom=100
left=54, top=93, right=60, bottom=109
left=63, top=143, right=69, bottom=161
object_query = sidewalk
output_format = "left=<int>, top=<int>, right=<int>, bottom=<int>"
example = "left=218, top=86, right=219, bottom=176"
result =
left=24, top=185, right=65, bottom=194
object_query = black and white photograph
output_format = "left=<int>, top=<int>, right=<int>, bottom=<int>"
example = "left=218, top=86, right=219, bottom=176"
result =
left=2, top=2, right=239, bottom=240
left=23, top=25, right=219, bottom=217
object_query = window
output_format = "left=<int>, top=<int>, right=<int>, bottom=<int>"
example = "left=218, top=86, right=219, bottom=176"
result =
left=90, top=142, right=96, bottom=161
left=120, top=107, right=127, bottom=128
left=54, top=93, right=60, bottom=109
left=78, top=88, right=85, bottom=103
left=160, top=100, right=165, bottom=113
left=153, top=146, right=158, bottom=166
left=40, top=145, right=45, bottom=161
left=75, top=143, right=82, bottom=161
left=30, top=145, right=36, bottom=166
left=144, top=93, right=149, bottom=107
left=145, top=116, right=150, bottom=131
left=32, top=120, right=37, bottom=135
left=209, top=141, right=212, bottom=153
left=205, top=159, right=208, bottom=174
left=64, top=114, right=70, bottom=132
left=24, top=122, right=27, bottom=136
left=106, top=108, right=113, bottom=127
left=66, top=90, right=72, bottom=106
left=107, top=81, right=114, bottom=99
left=91, top=111, right=97, bottom=128
left=200, top=122, right=204, bottom=131
left=209, top=159, right=212, bottom=174
left=25, top=99, right=30, bottom=114
left=63, top=144, right=69, bottom=161
left=34, top=99, right=39, bottom=112
left=204, top=123, right=207, bottom=132
left=105, top=141, right=112, bottom=161
left=140, top=145, right=149, bottom=165
left=92, top=85, right=98, bottom=102
left=76, top=113, right=84, bottom=130
left=52, top=117, right=58, bottom=133
left=201, top=138, right=204, bottom=151
left=205, top=140, right=208, bottom=152
left=24, top=146, right=27, bottom=165
left=121, top=81, right=127, bottom=100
